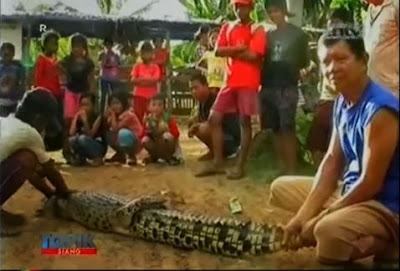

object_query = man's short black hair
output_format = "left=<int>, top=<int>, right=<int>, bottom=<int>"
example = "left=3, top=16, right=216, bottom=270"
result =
left=0, top=42, right=15, bottom=53
left=321, top=26, right=366, bottom=60
left=328, top=8, right=353, bottom=24
left=190, top=73, right=208, bottom=86
left=15, top=89, right=61, bottom=134
left=140, top=41, right=154, bottom=53
left=42, top=30, right=60, bottom=47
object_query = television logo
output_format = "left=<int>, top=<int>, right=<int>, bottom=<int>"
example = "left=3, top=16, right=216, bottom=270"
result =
left=41, top=234, right=97, bottom=256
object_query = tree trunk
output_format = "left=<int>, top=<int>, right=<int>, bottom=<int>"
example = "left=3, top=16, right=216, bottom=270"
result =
left=286, top=0, right=304, bottom=27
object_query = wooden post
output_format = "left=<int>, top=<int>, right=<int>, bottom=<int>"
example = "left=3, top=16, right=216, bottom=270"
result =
left=286, top=0, right=304, bottom=27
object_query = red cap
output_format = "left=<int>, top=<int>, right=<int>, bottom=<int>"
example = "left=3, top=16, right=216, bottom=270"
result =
left=231, top=0, right=253, bottom=6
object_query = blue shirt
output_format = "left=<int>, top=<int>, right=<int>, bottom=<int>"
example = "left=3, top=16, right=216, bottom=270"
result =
left=334, top=80, right=399, bottom=214
left=0, top=60, right=25, bottom=105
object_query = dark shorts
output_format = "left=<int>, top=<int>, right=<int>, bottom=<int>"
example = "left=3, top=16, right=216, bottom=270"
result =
left=307, top=100, right=335, bottom=152
left=0, top=155, right=22, bottom=190
left=259, top=86, right=299, bottom=132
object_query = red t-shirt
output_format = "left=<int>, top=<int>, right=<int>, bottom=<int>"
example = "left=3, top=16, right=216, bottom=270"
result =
left=34, top=54, right=62, bottom=98
left=154, top=48, right=169, bottom=80
left=131, top=63, right=161, bottom=99
left=217, top=22, right=266, bottom=90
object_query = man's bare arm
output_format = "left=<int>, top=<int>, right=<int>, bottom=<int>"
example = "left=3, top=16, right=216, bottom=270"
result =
left=328, top=109, right=399, bottom=211
left=295, top=126, right=345, bottom=223
left=215, top=45, right=247, bottom=57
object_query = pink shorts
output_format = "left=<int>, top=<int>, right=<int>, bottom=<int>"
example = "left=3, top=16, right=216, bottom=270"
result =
left=212, top=87, right=259, bottom=116
left=64, top=90, right=81, bottom=119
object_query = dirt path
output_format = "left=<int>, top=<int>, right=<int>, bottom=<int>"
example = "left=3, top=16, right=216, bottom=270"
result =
left=0, top=130, right=379, bottom=269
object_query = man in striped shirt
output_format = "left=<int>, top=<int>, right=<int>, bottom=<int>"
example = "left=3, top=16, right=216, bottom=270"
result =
left=0, top=89, right=72, bottom=237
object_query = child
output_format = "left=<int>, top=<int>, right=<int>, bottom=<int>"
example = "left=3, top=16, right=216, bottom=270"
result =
left=105, top=90, right=142, bottom=166
left=34, top=30, right=64, bottom=151
left=188, top=74, right=240, bottom=161
left=69, top=93, right=106, bottom=166
left=195, top=0, right=266, bottom=179
left=98, top=37, right=121, bottom=114
left=153, top=36, right=170, bottom=94
left=60, top=33, right=95, bottom=163
left=141, top=94, right=180, bottom=165
left=130, top=41, right=161, bottom=125
left=196, top=27, right=226, bottom=93
left=0, top=43, right=25, bottom=117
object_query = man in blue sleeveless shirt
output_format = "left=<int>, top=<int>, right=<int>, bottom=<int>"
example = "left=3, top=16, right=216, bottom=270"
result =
left=268, top=26, right=399, bottom=265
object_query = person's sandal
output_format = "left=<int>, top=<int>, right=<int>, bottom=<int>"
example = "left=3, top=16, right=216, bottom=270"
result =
left=127, top=155, right=137, bottom=166
left=194, top=162, right=225, bottom=177
left=105, top=152, right=126, bottom=164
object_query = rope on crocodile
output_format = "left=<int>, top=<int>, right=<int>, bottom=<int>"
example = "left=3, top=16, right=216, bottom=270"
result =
left=42, top=191, right=284, bottom=258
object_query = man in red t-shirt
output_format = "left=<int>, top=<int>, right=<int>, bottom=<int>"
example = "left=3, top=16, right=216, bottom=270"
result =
left=195, top=0, right=266, bottom=180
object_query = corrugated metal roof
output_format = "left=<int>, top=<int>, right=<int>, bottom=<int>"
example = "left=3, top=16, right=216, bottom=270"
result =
left=0, top=0, right=110, bottom=20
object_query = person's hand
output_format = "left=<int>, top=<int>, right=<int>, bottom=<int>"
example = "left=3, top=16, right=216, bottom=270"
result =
left=79, top=110, right=88, bottom=122
left=300, top=68, right=310, bottom=81
left=282, top=216, right=306, bottom=251
left=54, top=189, right=78, bottom=199
left=188, top=123, right=200, bottom=138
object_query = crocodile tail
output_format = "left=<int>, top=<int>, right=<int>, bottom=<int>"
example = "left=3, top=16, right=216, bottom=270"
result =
left=130, top=209, right=284, bottom=257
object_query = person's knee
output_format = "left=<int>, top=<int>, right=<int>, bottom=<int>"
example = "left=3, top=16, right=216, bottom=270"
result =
left=269, top=176, right=296, bottom=208
left=208, top=112, right=223, bottom=127
left=77, top=135, right=91, bottom=146
left=314, top=216, right=351, bottom=264
left=13, top=150, right=38, bottom=171
left=118, top=129, right=137, bottom=149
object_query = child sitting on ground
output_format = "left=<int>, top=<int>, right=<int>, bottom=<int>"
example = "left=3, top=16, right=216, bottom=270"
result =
left=105, top=90, right=142, bottom=166
left=141, top=94, right=181, bottom=165
left=69, top=93, right=106, bottom=166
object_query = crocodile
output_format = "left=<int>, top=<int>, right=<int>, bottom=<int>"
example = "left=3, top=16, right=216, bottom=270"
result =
left=43, top=191, right=284, bottom=258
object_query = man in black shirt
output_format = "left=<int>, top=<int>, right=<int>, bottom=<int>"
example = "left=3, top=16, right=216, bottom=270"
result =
left=188, top=74, right=240, bottom=161
left=260, top=0, right=310, bottom=174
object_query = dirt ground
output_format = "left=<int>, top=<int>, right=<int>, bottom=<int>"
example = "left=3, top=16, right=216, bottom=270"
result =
left=0, top=127, right=386, bottom=270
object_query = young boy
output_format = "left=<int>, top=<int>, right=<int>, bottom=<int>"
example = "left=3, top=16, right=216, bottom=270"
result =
left=98, top=37, right=121, bottom=113
left=69, top=93, right=107, bottom=166
left=196, top=27, right=226, bottom=93
left=141, top=94, right=181, bottom=165
left=259, top=0, right=310, bottom=175
left=130, top=41, right=161, bottom=125
left=0, top=43, right=25, bottom=117
left=195, top=0, right=266, bottom=179
left=188, top=74, right=240, bottom=161
left=153, top=36, right=170, bottom=94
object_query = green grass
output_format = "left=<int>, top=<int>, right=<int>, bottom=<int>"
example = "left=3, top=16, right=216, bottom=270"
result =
left=247, top=130, right=317, bottom=183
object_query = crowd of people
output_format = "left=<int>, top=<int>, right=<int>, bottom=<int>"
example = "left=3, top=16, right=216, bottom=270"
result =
left=0, top=0, right=398, bottom=266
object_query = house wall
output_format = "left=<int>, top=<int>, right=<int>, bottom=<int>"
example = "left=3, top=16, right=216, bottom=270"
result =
left=0, top=22, right=23, bottom=60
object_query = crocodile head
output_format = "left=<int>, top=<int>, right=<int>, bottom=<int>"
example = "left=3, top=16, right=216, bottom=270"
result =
left=41, top=194, right=73, bottom=219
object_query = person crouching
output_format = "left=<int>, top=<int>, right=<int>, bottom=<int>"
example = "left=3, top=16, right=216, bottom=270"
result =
left=104, top=90, right=142, bottom=166
left=68, top=93, right=107, bottom=166
left=141, top=94, right=181, bottom=165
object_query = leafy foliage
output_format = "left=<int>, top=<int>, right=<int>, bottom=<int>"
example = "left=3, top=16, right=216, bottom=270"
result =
left=171, top=41, right=198, bottom=69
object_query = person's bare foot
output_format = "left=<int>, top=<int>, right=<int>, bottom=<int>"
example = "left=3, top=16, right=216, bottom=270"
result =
left=226, top=167, right=245, bottom=180
left=194, top=162, right=225, bottom=177
left=197, top=151, right=214, bottom=161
